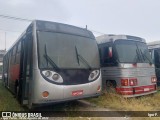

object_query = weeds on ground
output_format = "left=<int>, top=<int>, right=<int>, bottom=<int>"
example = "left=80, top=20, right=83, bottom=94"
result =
left=87, top=92, right=160, bottom=111
left=0, top=80, right=24, bottom=111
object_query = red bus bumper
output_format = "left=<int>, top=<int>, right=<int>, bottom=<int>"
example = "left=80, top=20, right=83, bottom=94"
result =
left=116, top=84, right=157, bottom=97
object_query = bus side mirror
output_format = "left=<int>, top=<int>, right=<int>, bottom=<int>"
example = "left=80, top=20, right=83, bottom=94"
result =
left=108, top=47, right=112, bottom=58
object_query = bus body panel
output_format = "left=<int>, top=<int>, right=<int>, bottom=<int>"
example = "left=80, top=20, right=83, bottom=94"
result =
left=101, top=65, right=156, bottom=97
left=31, top=69, right=64, bottom=104
left=31, top=69, right=101, bottom=104
left=63, top=72, right=101, bottom=99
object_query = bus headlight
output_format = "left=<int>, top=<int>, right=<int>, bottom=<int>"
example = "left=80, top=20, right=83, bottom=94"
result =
left=52, top=73, right=60, bottom=80
left=44, top=71, right=52, bottom=77
left=42, top=71, right=63, bottom=83
left=151, top=76, right=157, bottom=83
left=88, top=70, right=100, bottom=81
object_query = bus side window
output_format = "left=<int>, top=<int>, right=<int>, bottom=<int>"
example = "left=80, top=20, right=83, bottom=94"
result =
left=17, top=42, right=21, bottom=52
left=11, top=47, right=16, bottom=65
left=16, top=42, right=21, bottom=64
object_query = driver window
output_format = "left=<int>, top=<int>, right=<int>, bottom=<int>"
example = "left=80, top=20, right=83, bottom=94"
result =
left=100, top=44, right=117, bottom=67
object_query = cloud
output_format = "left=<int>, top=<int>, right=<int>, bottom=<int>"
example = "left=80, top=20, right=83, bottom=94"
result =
left=0, top=0, right=71, bottom=49
left=0, top=0, right=160, bottom=50
left=1, top=0, right=70, bottom=22
left=6, top=0, right=34, bottom=6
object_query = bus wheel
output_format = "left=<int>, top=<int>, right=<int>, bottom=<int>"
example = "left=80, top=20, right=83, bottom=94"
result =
left=106, top=80, right=116, bottom=93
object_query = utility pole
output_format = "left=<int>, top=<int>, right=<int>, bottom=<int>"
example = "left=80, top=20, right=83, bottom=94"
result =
left=4, top=32, right=6, bottom=51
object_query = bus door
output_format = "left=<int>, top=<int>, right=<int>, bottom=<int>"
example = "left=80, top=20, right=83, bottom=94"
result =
left=19, top=33, right=32, bottom=105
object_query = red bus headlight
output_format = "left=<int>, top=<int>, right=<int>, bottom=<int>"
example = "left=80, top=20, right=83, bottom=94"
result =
left=151, top=77, right=157, bottom=83
left=121, top=78, right=128, bottom=86
left=129, top=78, right=137, bottom=86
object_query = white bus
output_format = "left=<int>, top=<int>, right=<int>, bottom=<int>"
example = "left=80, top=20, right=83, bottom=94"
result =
left=3, top=20, right=102, bottom=108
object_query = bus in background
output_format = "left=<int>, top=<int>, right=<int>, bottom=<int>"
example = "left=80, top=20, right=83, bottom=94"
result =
left=2, top=20, right=101, bottom=108
left=148, top=41, right=160, bottom=86
left=96, top=34, right=157, bottom=97
left=0, top=50, right=6, bottom=79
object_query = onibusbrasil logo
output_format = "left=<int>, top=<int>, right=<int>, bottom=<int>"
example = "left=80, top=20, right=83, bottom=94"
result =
left=1, top=112, right=49, bottom=120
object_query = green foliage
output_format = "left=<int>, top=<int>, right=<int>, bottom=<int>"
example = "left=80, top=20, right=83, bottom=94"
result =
left=0, top=81, right=24, bottom=111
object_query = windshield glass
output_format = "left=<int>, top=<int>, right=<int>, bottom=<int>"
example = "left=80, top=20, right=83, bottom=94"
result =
left=37, top=31, right=100, bottom=69
left=114, top=40, right=152, bottom=63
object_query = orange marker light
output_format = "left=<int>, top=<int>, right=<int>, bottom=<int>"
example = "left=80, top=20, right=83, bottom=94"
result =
left=42, top=91, right=49, bottom=98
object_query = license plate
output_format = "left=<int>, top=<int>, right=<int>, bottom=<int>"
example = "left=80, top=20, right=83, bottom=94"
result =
left=144, top=88, right=150, bottom=91
left=72, top=90, right=83, bottom=96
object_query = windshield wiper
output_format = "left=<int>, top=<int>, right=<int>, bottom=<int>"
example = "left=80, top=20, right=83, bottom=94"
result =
left=134, top=49, right=141, bottom=63
left=139, top=49, right=152, bottom=64
left=75, top=46, right=80, bottom=65
left=44, top=44, right=59, bottom=70
left=75, top=46, right=92, bottom=70
left=135, top=43, right=144, bottom=63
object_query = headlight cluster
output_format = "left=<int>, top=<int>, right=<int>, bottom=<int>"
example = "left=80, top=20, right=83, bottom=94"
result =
left=42, top=70, right=63, bottom=83
left=88, top=70, right=100, bottom=81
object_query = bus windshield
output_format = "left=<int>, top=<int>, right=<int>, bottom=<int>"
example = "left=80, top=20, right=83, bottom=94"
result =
left=114, top=40, right=152, bottom=63
left=37, top=31, right=100, bottom=69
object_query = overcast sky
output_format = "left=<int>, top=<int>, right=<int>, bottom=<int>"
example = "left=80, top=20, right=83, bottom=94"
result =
left=0, top=0, right=160, bottom=50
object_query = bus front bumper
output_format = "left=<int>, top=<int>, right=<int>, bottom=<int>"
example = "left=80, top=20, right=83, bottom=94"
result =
left=31, top=93, right=101, bottom=107
left=116, top=84, right=157, bottom=97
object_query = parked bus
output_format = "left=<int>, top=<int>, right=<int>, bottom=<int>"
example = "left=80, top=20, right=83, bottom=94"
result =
left=2, top=20, right=101, bottom=108
left=0, top=50, right=6, bottom=79
left=148, top=41, right=160, bottom=86
left=96, top=34, right=157, bottom=97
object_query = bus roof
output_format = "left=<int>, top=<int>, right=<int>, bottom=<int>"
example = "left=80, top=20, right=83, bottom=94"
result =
left=148, top=41, right=160, bottom=49
left=96, top=34, right=146, bottom=44
left=5, top=20, right=95, bottom=54
left=35, top=20, right=95, bottom=39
